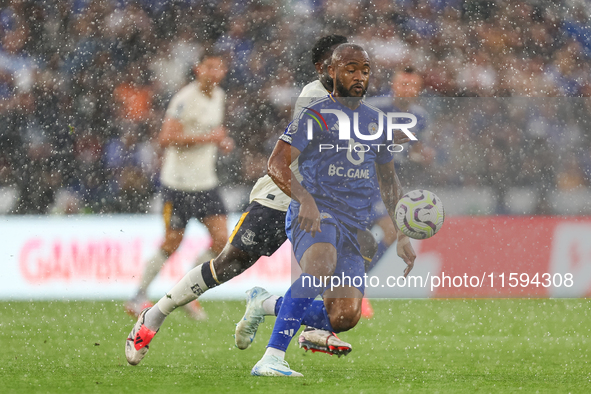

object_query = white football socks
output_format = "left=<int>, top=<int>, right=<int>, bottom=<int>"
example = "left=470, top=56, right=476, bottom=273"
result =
left=157, top=263, right=209, bottom=315
left=136, top=249, right=169, bottom=298
left=143, top=263, right=210, bottom=331
left=143, top=305, right=166, bottom=332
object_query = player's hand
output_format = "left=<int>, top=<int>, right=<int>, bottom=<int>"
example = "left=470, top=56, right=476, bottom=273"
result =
left=218, top=136, right=235, bottom=154
left=393, top=129, right=415, bottom=144
left=396, top=233, right=416, bottom=277
left=298, top=193, right=321, bottom=237
left=209, top=126, right=227, bottom=144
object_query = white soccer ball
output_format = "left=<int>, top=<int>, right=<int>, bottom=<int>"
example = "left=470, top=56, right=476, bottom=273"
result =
left=395, top=189, right=445, bottom=239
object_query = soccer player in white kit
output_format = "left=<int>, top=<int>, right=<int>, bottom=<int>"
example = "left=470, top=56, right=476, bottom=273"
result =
left=125, top=53, right=234, bottom=320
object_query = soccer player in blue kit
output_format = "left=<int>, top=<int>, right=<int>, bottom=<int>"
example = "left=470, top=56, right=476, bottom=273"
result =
left=248, top=43, right=417, bottom=377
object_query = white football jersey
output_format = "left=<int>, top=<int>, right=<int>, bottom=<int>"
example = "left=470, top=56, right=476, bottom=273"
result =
left=160, top=82, right=225, bottom=192
left=249, top=80, right=330, bottom=211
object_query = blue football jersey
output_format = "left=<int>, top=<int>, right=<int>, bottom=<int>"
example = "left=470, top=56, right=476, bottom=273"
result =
left=280, top=95, right=394, bottom=230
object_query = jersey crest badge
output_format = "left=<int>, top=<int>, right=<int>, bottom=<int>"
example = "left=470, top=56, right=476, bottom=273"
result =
left=368, top=122, right=379, bottom=135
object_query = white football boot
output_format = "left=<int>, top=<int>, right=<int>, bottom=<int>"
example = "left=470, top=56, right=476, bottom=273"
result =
left=235, top=287, right=271, bottom=349
left=251, top=355, right=303, bottom=377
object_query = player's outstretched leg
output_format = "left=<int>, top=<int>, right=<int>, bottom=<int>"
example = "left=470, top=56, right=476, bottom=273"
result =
left=124, top=259, right=215, bottom=365
left=123, top=245, right=256, bottom=363
left=125, top=308, right=158, bottom=365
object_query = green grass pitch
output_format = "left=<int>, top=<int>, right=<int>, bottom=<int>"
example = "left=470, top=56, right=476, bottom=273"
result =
left=1, top=299, right=591, bottom=393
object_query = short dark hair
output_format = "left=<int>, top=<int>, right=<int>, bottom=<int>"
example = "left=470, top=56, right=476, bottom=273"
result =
left=311, top=35, right=348, bottom=65
left=198, top=49, right=225, bottom=64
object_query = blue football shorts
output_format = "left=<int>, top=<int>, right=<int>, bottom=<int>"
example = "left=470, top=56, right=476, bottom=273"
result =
left=289, top=204, right=366, bottom=295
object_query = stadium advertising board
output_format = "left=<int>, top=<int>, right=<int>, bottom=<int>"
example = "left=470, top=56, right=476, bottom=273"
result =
left=366, top=216, right=589, bottom=298
left=0, top=215, right=589, bottom=300
left=0, top=215, right=292, bottom=300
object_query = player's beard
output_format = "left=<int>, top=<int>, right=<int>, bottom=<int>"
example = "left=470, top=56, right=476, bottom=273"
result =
left=335, top=76, right=367, bottom=98
left=334, top=76, right=366, bottom=110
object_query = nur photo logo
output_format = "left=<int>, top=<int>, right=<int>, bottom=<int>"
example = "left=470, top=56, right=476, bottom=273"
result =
left=305, top=108, right=418, bottom=141
left=301, top=107, right=419, bottom=154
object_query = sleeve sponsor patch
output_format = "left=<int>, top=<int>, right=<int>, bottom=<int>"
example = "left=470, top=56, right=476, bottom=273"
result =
left=279, top=134, right=292, bottom=144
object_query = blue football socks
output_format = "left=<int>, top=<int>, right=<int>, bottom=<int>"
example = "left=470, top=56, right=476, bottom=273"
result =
left=267, top=273, right=327, bottom=351
left=274, top=296, right=334, bottom=332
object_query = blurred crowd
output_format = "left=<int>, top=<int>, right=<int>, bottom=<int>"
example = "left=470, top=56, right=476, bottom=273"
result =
left=0, top=0, right=590, bottom=215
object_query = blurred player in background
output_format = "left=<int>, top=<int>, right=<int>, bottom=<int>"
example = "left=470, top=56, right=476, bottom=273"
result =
left=125, top=53, right=234, bottom=320
left=248, top=43, right=416, bottom=377
left=363, top=66, right=428, bottom=276
left=388, top=67, right=431, bottom=170
left=125, top=35, right=356, bottom=366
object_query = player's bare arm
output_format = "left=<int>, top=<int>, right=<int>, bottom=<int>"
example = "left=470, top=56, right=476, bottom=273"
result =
left=376, top=160, right=417, bottom=277
left=268, top=140, right=321, bottom=236
left=158, top=118, right=228, bottom=148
